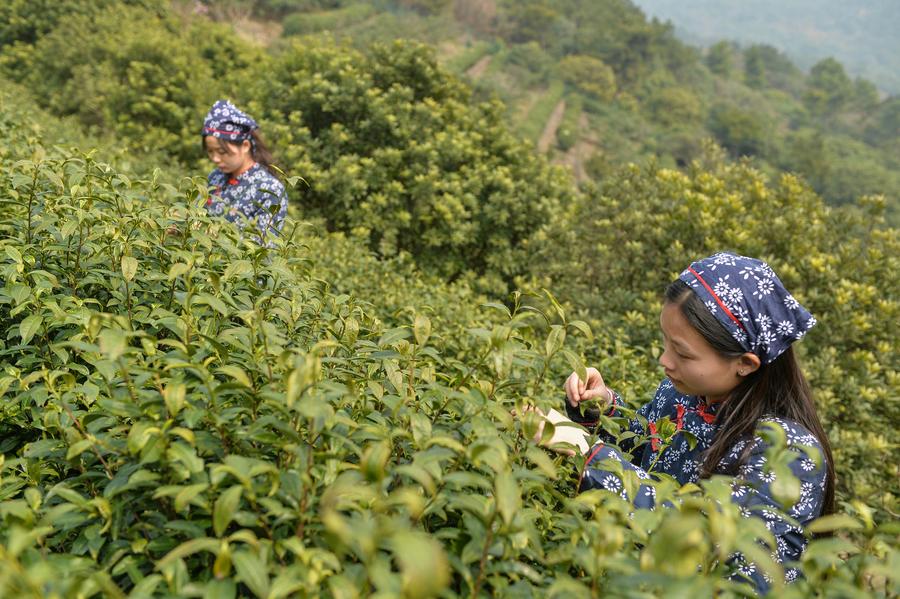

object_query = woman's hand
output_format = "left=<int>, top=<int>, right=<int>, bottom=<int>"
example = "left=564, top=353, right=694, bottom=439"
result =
left=564, top=367, right=611, bottom=408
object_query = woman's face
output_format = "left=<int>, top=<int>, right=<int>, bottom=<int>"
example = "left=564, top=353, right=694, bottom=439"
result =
left=205, top=136, right=252, bottom=175
left=658, top=302, right=751, bottom=403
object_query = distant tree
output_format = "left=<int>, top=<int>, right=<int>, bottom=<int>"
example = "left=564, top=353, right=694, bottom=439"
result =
left=708, top=103, right=768, bottom=157
left=804, top=57, right=854, bottom=116
left=506, top=42, right=553, bottom=81
left=558, top=54, right=617, bottom=101
left=864, top=97, right=900, bottom=148
left=743, top=44, right=801, bottom=93
left=500, top=0, right=559, bottom=46
left=453, top=0, right=498, bottom=34
left=0, top=0, right=164, bottom=47
left=706, top=41, right=733, bottom=78
left=5, top=4, right=258, bottom=164
left=784, top=129, right=830, bottom=186
left=647, top=86, right=702, bottom=127
left=852, top=78, right=880, bottom=114
left=743, top=46, right=767, bottom=88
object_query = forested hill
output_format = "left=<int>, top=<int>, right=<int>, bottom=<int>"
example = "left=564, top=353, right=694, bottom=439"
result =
left=630, top=0, right=900, bottom=95
left=236, top=0, right=899, bottom=224
left=0, top=1, right=898, bottom=596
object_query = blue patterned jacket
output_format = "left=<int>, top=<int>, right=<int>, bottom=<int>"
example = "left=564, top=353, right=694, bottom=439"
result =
left=568, top=378, right=828, bottom=591
left=207, top=163, right=288, bottom=243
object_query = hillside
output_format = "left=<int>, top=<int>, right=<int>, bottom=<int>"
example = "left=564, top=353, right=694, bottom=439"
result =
left=0, top=1, right=898, bottom=596
left=631, top=0, right=900, bottom=94
left=249, top=0, right=899, bottom=224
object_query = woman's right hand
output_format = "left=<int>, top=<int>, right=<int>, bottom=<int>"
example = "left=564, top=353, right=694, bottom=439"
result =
left=564, top=367, right=611, bottom=408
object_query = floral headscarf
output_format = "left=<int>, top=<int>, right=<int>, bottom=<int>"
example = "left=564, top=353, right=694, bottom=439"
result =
left=201, top=100, right=258, bottom=142
left=679, top=252, right=816, bottom=364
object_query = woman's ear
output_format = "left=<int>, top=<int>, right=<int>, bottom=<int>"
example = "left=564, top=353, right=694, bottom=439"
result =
left=737, top=352, right=761, bottom=377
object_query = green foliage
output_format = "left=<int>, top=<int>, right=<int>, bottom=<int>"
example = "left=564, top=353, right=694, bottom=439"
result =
left=0, top=114, right=897, bottom=597
left=519, top=80, right=566, bottom=143
left=300, top=0, right=900, bottom=225
left=252, top=0, right=349, bottom=19
left=442, top=40, right=495, bottom=74
left=647, top=86, right=703, bottom=127
left=395, top=0, right=452, bottom=15
left=1, top=5, right=261, bottom=165
left=499, top=0, right=566, bottom=47
left=805, top=58, right=854, bottom=116
left=558, top=54, right=617, bottom=102
left=0, top=38, right=898, bottom=596
left=504, top=42, right=554, bottom=84
left=250, top=39, right=572, bottom=290
left=556, top=95, right=582, bottom=152
left=0, top=0, right=165, bottom=47
left=629, top=0, right=900, bottom=94
left=708, top=103, right=769, bottom=157
left=532, top=153, right=900, bottom=514
left=706, top=41, right=734, bottom=78
left=281, top=2, right=376, bottom=36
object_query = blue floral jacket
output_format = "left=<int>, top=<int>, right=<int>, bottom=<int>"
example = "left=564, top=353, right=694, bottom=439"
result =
left=206, top=164, right=288, bottom=243
left=568, top=378, right=828, bottom=591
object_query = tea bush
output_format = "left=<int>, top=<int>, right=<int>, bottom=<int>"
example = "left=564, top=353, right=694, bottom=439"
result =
left=1, top=97, right=898, bottom=599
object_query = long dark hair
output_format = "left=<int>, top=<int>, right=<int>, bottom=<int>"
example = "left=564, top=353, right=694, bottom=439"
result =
left=665, top=279, right=835, bottom=515
left=208, top=130, right=279, bottom=177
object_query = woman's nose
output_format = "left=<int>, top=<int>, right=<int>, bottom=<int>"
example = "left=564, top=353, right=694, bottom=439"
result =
left=658, top=349, right=672, bottom=370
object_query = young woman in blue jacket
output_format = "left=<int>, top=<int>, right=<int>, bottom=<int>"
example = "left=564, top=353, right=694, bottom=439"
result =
left=201, top=100, right=288, bottom=243
left=552, top=252, right=834, bottom=591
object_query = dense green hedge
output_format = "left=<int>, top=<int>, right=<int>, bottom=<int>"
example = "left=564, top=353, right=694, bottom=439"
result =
left=0, top=91, right=898, bottom=599
left=0, top=3, right=898, bottom=595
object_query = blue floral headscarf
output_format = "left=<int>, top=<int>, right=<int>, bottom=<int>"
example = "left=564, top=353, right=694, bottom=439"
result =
left=201, top=100, right=258, bottom=142
left=679, top=252, right=816, bottom=364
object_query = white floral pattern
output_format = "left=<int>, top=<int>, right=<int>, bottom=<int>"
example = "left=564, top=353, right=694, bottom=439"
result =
left=207, top=163, right=288, bottom=243
left=202, top=99, right=258, bottom=141
left=579, top=380, right=828, bottom=593
left=679, top=252, right=817, bottom=364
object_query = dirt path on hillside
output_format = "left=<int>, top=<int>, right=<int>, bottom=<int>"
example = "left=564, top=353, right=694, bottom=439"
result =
left=559, top=113, right=599, bottom=182
left=232, top=17, right=282, bottom=46
left=537, top=99, right=566, bottom=153
left=466, top=55, right=492, bottom=80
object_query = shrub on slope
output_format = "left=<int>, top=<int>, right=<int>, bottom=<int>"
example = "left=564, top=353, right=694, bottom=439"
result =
left=0, top=101, right=897, bottom=599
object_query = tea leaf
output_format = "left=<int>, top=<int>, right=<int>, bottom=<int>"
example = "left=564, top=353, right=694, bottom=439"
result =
left=19, top=314, right=42, bottom=345
left=213, top=486, right=243, bottom=537
left=121, top=255, right=138, bottom=281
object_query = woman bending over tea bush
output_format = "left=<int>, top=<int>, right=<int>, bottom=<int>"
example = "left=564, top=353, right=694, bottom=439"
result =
left=201, top=100, right=288, bottom=243
left=542, top=252, right=834, bottom=591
